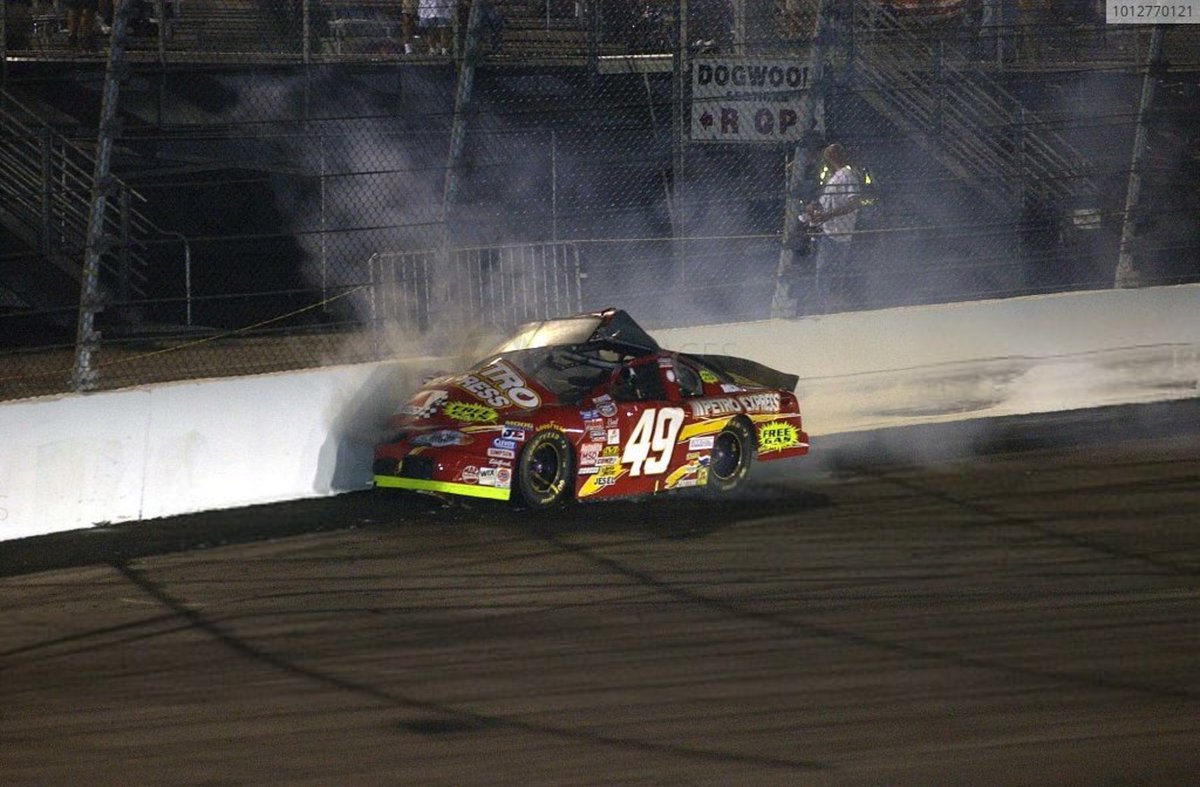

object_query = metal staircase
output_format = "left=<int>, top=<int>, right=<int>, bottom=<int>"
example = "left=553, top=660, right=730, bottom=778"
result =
left=0, top=90, right=151, bottom=316
left=844, top=0, right=1096, bottom=210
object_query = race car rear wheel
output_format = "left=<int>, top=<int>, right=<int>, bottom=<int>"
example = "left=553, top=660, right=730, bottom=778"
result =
left=707, top=417, right=756, bottom=494
left=516, top=429, right=574, bottom=507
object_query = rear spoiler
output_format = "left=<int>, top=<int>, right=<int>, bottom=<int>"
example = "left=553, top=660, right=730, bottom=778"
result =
left=687, top=354, right=799, bottom=393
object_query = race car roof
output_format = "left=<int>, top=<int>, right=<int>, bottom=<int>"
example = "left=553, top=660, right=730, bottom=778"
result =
left=488, top=308, right=660, bottom=356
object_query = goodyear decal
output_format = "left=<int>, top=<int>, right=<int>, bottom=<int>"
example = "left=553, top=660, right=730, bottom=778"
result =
left=758, top=420, right=801, bottom=453
left=443, top=401, right=499, bottom=424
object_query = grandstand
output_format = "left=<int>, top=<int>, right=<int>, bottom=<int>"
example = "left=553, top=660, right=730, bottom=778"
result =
left=2, top=0, right=1198, bottom=398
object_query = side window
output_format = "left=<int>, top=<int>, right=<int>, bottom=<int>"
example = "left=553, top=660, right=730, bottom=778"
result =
left=675, top=360, right=704, bottom=398
left=611, top=361, right=667, bottom=402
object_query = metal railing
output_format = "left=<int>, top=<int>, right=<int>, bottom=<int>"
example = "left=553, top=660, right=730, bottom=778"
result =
left=369, top=241, right=584, bottom=337
left=0, top=89, right=151, bottom=303
left=846, top=0, right=1096, bottom=209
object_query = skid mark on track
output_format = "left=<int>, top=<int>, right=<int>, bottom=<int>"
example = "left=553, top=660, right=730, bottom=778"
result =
left=860, top=467, right=1200, bottom=579
left=109, top=559, right=829, bottom=772
left=530, top=527, right=1200, bottom=703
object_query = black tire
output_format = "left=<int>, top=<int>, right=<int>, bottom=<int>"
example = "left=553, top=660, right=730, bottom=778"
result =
left=707, top=417, right=756, bottom=494
left=516, top=429, right=574, bottom=507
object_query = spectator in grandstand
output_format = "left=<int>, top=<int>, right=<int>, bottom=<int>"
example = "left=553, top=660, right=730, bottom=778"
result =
left=96, top=0, right=112, bottom=33
left=1017, top=0, right=1046, bottom=62
left=775, top=0, right=816, bottom=43
left=805, top=143, right=864, bottom=313
left=689, top=0, right=733, bottom=52
left=64, top=0, right=98, bottom=50
left=479, top=0, right=504, bottom=53
left=402, top=0, right=418, bottom=52
left=418, top=0, right=455, bottom=55
left=4, top=0, right=33, bottom=51
left=979, top=0, right=1017, bottom=63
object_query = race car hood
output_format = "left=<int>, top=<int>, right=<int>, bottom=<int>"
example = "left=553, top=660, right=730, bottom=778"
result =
left=387, top=357, right=555, bottom=431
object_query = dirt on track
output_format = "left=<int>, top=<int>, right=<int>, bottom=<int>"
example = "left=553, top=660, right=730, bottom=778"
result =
left=3, top=401, right=1199, bottom=785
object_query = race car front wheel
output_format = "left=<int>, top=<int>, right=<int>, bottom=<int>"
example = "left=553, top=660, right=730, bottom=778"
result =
left=516, top=429, right=574, bottom=507
left=707, top=417, right=756, bottom=494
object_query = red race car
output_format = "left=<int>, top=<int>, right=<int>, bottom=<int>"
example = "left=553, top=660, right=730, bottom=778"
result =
left=373, top=308, right=808, bottom=506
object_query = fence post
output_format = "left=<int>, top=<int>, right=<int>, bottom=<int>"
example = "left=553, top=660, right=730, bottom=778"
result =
left=72, top=0, right=133, bottom=392
left=302, top=0, right=311, bottom=64
left=1115, top=26, right=1165, bottom=289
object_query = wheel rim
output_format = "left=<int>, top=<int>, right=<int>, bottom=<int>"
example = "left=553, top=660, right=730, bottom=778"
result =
left=711, top=431, right=742, bottom=480
left=528, top=443, right=562, bottom=494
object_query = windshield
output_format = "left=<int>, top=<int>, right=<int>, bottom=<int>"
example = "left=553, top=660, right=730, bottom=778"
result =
left=482, top=316, right=604, bottom=357
left=483, top=345, right=627, bottom=402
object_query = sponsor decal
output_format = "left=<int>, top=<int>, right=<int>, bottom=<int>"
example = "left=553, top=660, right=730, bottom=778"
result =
left=411, top=429, right=472, bottom=447
left=580, top=442, right=603, bottom=466
left=487, top=448, right=516, bottom=460
left=758, top=421, right=801, bottom=453
left=688, top=435, right=715, bottom=450
left=580, top=409, right=599, bottom=420
left=461, top=465, right=479, bottom=483
left=495, top=468, right=512, bottom=488
left=664, top=458, right=700, bottom=489
left=478, top=467, right=498, bottom=486
left=507, top=420, right=535, bottom=431
left=594, top=395, right=618, bottom=418
left=699, top=369, right=719, bottom=384
left=501, top=426, right=527, bottom=441
left=658, top=357, right=674, bottom=368
left=688, top=392, right=781, bottom=417
left=401, top=389, right=449, bottom=418
left=578, top=466, right=601, bottom=475
left=480, top=361, right=542, bottom=409
left=720, top=383, right=743, bottom=393
left=697, top=467, right=709, bottom=485
left=596, top=455, right=619, bottom=466
left=443, top=401, right=499, bottom=424
left=601, top=444, right=621, bottom=457
left=588, top=428, right=607, bottom=442
left=487, top=457, right=512, bottom=467
left=457, top=375, right=509, bottom=409
left=578, top=457, right=628, bottom=496
left=492, top=438, right=518, bottom=451
left=606, top=428, right=620, bottom=445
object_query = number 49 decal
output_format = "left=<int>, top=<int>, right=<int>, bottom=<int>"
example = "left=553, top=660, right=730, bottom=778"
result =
left=623, top=407, right=684, bottom=476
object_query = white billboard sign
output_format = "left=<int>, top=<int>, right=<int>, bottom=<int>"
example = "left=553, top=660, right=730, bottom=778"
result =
left=690, top=57, right=810, bottom=143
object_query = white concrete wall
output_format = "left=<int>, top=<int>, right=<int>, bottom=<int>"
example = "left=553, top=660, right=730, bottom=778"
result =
left=2, top=285, right=1197, bottom=541
left=655, top=285, right=1200, bottom=434
left=1, top=360, right=439, bottom=540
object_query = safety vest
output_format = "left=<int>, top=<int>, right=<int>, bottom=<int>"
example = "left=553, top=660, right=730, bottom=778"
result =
left=819, top=164, right=876, bottom=207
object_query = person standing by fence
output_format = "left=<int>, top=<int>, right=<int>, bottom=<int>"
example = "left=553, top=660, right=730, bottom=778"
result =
left=806, top=143, right=863, bottom=313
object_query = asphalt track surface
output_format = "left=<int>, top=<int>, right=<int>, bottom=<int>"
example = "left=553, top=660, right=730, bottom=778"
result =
left=3, top=400, right=1199, bottom=786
